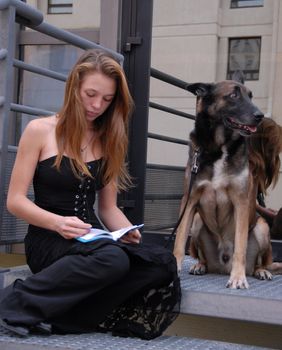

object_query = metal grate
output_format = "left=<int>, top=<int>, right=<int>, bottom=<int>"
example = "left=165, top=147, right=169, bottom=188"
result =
left=144, top=166, right=185, bottom=231
left=0, top=147, right=34, bottom=243
left=0, top=329, right=269, bottom=350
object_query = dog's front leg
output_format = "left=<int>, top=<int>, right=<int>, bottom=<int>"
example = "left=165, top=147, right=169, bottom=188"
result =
left=173, top=202, right=196, bottom=273
left=227, top=195, right=249, bottom=289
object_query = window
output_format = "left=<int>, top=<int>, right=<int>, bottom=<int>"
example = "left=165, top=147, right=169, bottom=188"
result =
left=227, top=37, right=261, bottom=81
left=19, top=45, right=82, bottom=137
left=48, top=0, right=73, bottom=14
left=230, top=0, right=263, bottom=8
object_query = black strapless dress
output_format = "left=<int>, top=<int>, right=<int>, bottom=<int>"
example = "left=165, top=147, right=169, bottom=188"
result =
left=25, top=156, right=108, bottom=271
left=19, top=156, right=181, bottom=339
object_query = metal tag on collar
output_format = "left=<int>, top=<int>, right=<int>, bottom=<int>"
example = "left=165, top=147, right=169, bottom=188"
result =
left=191, top=148, right=200, bottom=174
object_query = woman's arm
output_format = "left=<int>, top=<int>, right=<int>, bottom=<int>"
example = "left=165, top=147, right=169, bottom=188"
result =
left=7, top=119, right=91, bottom=239
left=256, top=203, right=277, bottom=221
left=98, top=181, right=141, bottom=243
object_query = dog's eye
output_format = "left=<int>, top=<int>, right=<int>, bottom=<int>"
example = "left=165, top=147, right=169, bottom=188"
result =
left=249, top=92, right=253, bottom=99
left=229, top=92, right=238, bottom=99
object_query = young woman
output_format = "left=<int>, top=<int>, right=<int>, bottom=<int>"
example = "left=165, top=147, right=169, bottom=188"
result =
left=0, top=49, right=180, bottom=339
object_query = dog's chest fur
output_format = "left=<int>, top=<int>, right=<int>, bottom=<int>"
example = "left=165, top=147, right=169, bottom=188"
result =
left=191, top=126, right=249, bottom=236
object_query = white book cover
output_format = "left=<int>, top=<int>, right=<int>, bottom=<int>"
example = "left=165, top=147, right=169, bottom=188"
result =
left=76, top=224, right=144, bottom=243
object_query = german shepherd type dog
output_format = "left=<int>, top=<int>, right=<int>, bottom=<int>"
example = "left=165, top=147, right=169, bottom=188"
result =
left=173, top=72, right=282, bottom=289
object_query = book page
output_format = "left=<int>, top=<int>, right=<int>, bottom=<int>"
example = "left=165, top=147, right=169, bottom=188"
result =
left=76, top=224, right=144, bottom=243
left=110, top=224, right=144, bottom=240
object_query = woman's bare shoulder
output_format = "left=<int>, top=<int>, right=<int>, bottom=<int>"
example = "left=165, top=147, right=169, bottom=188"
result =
left=24, top=115, right=57, bottom=135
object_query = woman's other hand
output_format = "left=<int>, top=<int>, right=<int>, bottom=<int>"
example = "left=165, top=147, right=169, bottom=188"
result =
left=56, top=216, right=91, bottom=239
left=120, top=229, right=141, bottom=244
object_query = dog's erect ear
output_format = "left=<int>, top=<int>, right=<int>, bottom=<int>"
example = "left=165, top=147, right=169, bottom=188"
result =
left=185, top=83, right=212, bottom=97
left=231, top=70, right=245, bottom=84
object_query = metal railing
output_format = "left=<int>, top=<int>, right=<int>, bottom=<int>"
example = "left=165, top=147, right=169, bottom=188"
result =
left=143, top=68, right=195, bottom=234
left=0, top=0, right=123, bottom=244
left=0, top=0, right=195, bottom=245
left=149, top=67, right=195, bottom=146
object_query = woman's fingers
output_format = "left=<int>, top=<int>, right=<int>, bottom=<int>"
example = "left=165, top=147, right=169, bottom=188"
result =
left=120, top=229, right=141, bottom=244
left=58, top=216, right=91, bottom=239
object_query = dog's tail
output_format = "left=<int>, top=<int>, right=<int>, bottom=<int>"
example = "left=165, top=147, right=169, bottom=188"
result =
left=267, top=262, right=282, bottom=275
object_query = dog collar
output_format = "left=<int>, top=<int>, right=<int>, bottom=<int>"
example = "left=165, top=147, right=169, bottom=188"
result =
left=191, top=147, right=200, bottom=174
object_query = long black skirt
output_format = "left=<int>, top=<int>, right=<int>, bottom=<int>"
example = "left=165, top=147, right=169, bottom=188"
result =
left=5, top=227, right=181, bottom=340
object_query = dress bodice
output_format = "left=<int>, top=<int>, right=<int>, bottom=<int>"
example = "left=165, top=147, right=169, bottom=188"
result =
left=33, top=155, right=104, bottom=225
left=25, top=155, right=106, bottom=272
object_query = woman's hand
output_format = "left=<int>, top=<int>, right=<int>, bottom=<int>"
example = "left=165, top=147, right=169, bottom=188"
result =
left=56, top=216, right=91, bottom=239
left=119, top=229, right=141, bottom=244
left=256, top=204, right=278, bottom=220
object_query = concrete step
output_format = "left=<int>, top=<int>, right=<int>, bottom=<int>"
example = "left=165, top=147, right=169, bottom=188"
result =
left=0, top=264, right=31, bottom=289
left=0, top=329, right=272, bottom=350
left=1, top=256, right=282, bottom=348
left=1, top=256, right=282, bottom=327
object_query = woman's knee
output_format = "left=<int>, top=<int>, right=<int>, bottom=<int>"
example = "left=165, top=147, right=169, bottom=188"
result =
left=87, top=245, right=130, bottom=280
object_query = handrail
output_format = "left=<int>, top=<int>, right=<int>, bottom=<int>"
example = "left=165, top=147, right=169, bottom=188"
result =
left=33, top=21, right=123, bottom=63
left=146, top=69, right=193, bottom=233
left=149, top=68, right=195, bottom=145
left=148, top=132, right=188, bottom=145
left=10, top=103, right=54, bottom=116
left=0, top=0, right=127, bottom=245
left=13, top=59, right=67, bottom=82
left=0, top=0, right=124, bottom=64
left=149, top=101, right=195, bottom=120
left=0, top=0, right=43, bottom=26
left=151, top=67, right=189, bottom=90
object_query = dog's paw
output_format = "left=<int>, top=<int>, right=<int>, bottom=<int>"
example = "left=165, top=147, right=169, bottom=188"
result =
left=226, top=275, right=249, bottom=289
left=176, top=262, right=182, bottom=275
left=189, top=263, right=206, bottom=275
left=254, top=268, right=272, bottom=280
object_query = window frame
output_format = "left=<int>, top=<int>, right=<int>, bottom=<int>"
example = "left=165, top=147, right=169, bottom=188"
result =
left=47, top=0, right=73, bottom=15
left=227, top=36, right=261, bottom=81
left=230, top=0, right=264, bottom=8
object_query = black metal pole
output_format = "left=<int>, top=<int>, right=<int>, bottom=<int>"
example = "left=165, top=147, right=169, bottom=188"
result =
left=119, top=0, right=153, bottom=224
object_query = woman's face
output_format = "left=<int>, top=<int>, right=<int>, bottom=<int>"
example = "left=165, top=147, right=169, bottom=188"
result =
left=79, top=71, right=116, bottom=125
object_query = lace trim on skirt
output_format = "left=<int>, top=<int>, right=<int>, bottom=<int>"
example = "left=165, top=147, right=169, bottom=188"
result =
left=97, top=276, right=181, bottom=340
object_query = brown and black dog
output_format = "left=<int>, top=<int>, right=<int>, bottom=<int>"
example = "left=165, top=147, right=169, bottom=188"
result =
left=173, top=72, right=282, bottom=289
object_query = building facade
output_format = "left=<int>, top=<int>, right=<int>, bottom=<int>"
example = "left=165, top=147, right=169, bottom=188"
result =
left=24, top=0, right=282, bottom=208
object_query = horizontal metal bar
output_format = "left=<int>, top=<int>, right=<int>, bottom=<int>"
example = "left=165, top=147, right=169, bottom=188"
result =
left=32, top=22, right=124, bottom=64
left=0, top=96, right=4, bottom=107
left=146, top=163, right=186, bottom=171
left=19, top=28, right=100, bottom=46
left=13, top=59, right=67, bottom=81
left=271, top=240, right=282, bottom=262
left=151, top=67, right=189, bottom=90
left=10, top=103, right=54, bottom=116
left=7, top=144, right=17, bottom=152
left=145, top=194, right=182, bottom=200
left=0, top=0, right=124, bottom=64
left=149, top=101, right=195, bottom=120
left=0, top=48, right=8, bottom=60
left=144, top=225, right=176, bottom=231
left=0, top=0, right=43, bottom=26
left=148, top=132, right=188, bottom=145
left=0, top=237, right=29, bottom=245
left=117, top=199, right=135, bottom=208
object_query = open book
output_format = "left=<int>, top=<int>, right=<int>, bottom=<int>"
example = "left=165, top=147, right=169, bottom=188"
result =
left=76, top=224, right=144, bottom=243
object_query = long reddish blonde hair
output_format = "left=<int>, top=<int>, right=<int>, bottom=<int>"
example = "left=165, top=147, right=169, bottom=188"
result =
left=249, top=118, right=282, bottom=195
left=54, top=49, right=134, bottom=191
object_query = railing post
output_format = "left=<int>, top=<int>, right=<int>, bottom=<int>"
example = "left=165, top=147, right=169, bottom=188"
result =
left=0, top=4, right=17, bottom=234
left=119, top=0, right=153, bottom=225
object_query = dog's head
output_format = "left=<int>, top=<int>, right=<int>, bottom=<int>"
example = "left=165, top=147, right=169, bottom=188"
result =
left=186, top=71, right=264, bottom=136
